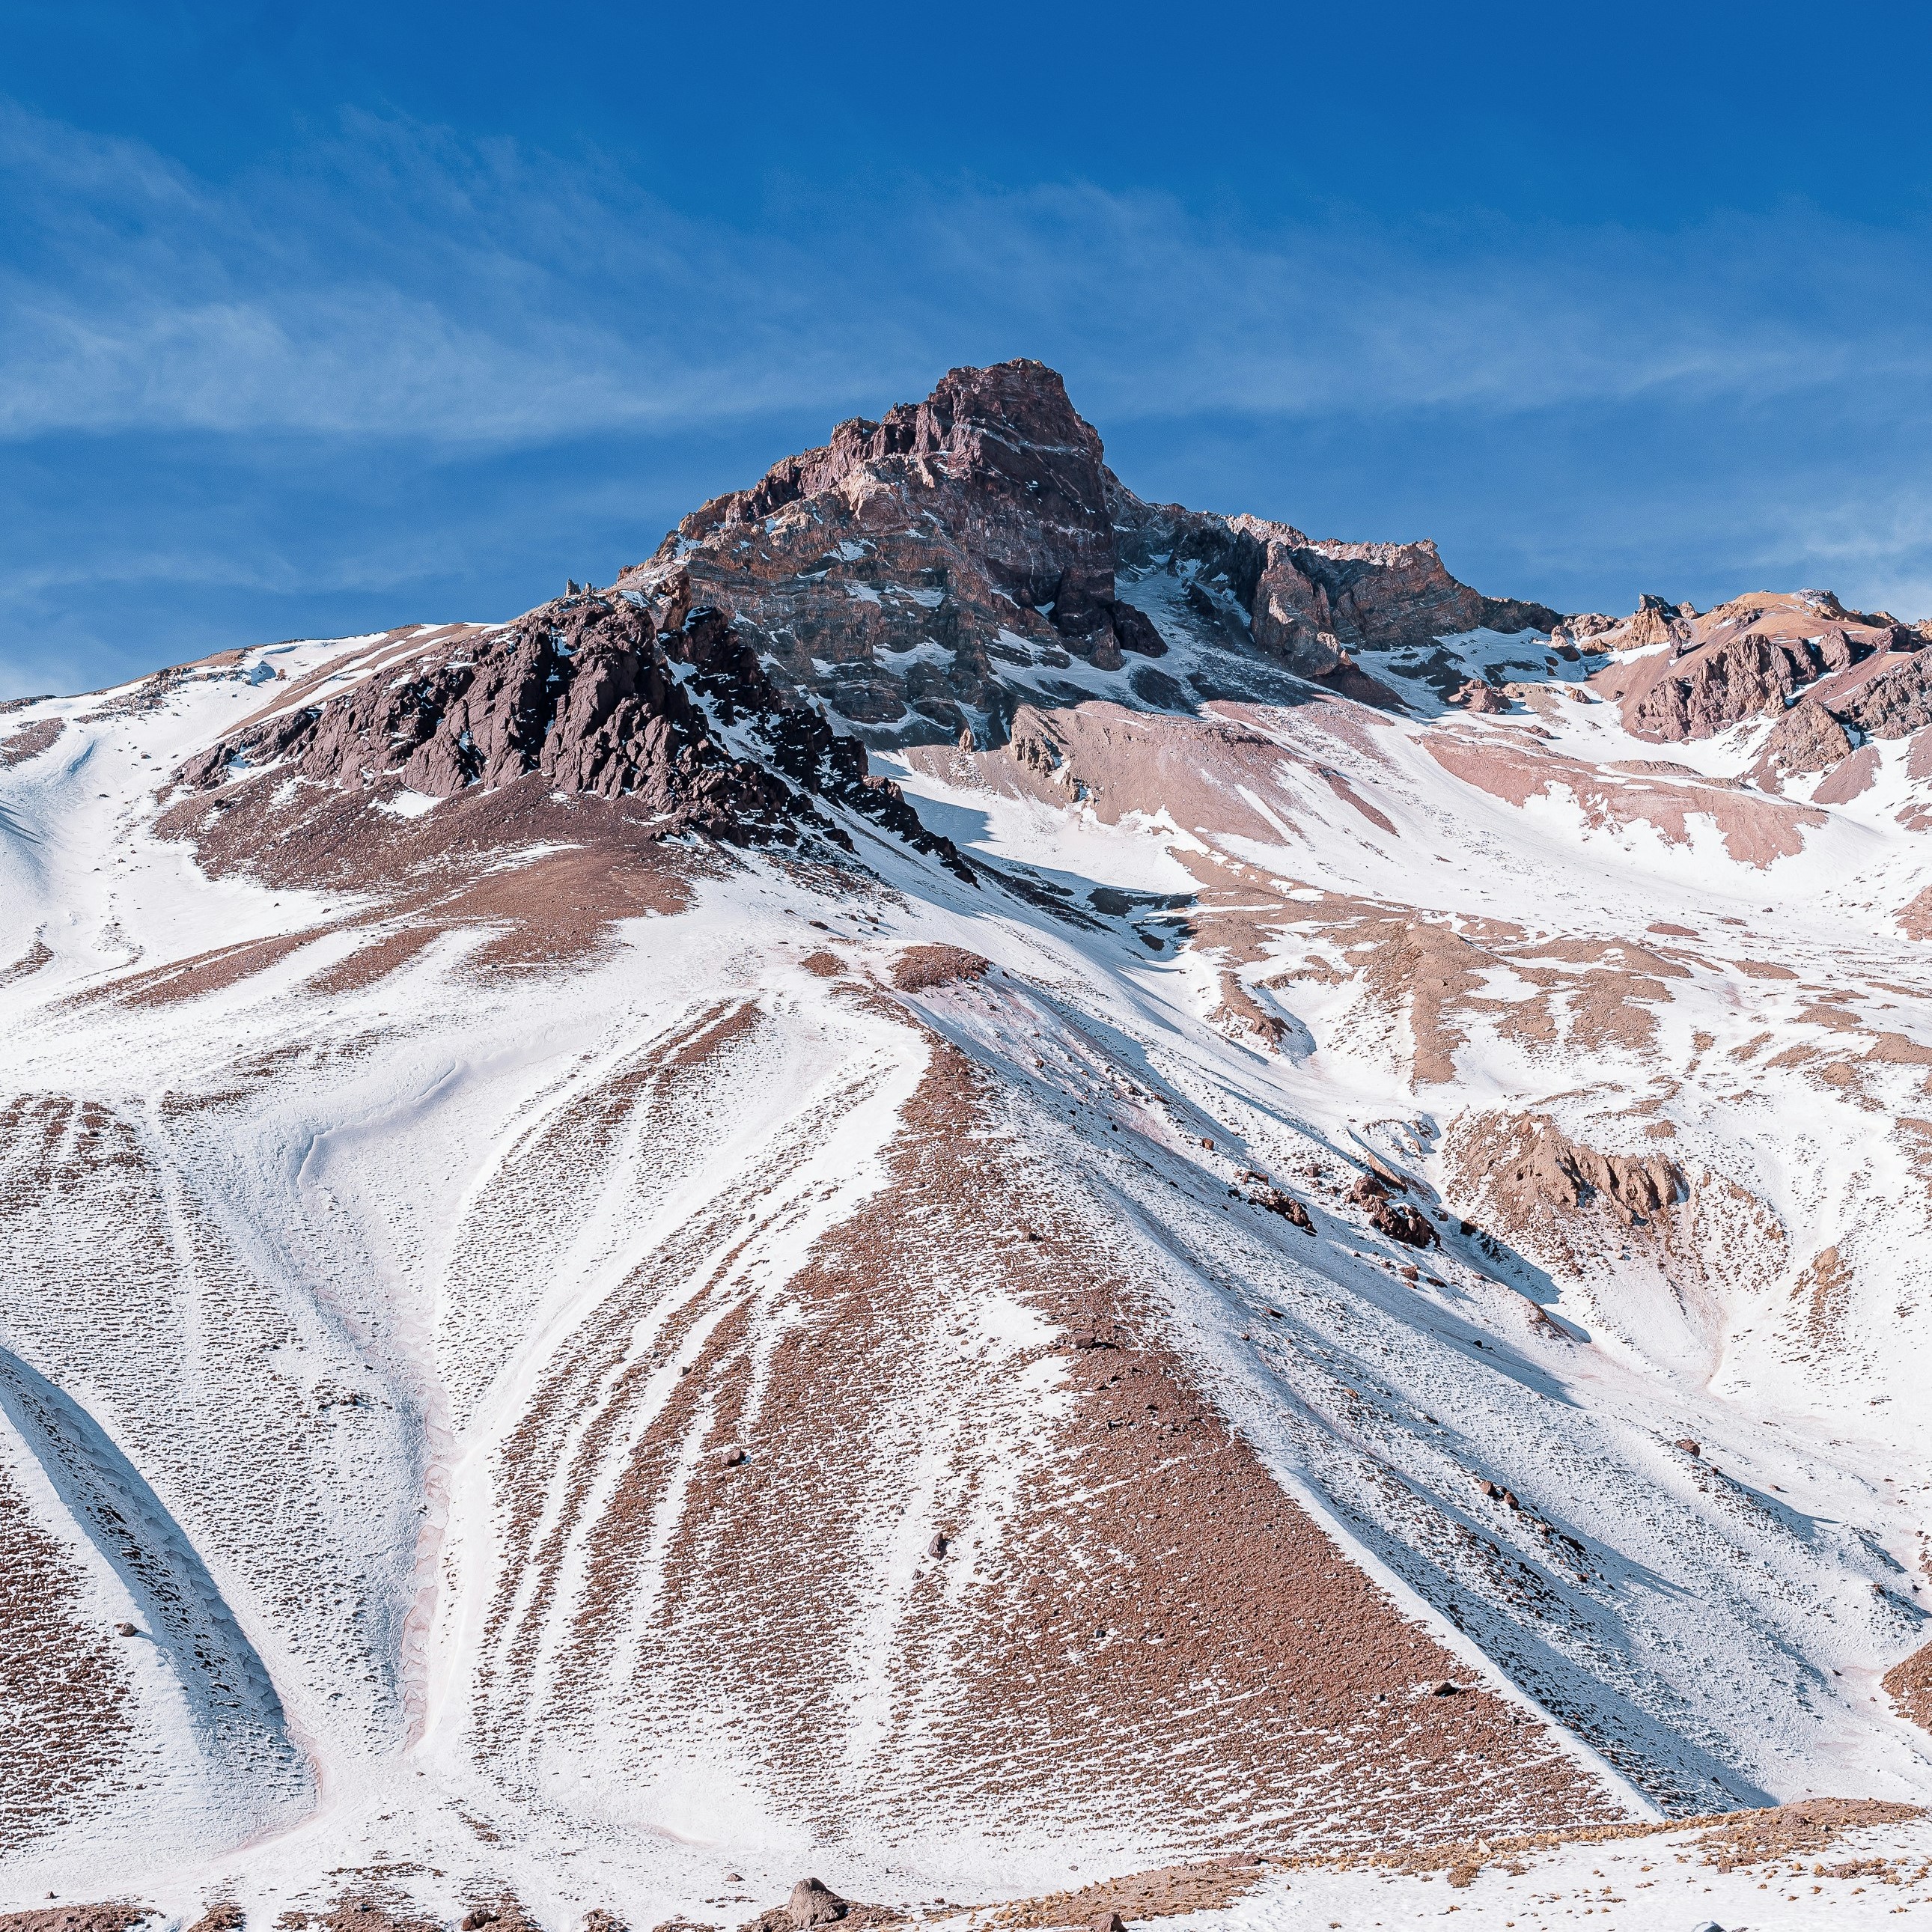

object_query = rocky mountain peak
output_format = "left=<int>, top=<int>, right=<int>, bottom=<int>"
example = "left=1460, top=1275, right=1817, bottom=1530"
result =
left=621, top=359, right=1563, bottom=748
left=695, top=357, right=1111, bottom=565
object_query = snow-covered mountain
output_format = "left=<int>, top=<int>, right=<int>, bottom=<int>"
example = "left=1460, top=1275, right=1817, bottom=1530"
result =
left=6, top=361, right=1932, bottom=1931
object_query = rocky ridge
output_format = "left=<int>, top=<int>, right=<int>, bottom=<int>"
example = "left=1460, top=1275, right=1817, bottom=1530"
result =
left=174, top=585, right=968, bottom=879
left=621, top=360, right=1558, bottom=746
left=1575, top=588, right=1932, bottom=755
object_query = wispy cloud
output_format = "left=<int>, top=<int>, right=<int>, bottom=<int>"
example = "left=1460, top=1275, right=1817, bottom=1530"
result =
left=7, top=101, right=1932, bottom=449
left=7, top=99, right=1932, bottom=697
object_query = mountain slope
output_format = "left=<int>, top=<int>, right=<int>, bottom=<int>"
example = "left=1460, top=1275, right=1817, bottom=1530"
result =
left=4, top=361, right=1932, bottom=1928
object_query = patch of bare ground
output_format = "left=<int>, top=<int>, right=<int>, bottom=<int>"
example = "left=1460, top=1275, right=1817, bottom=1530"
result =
left=0, top=1913, right=153, bottom=1932
left=454, top=1901, right=544, bottom=1932
left=302, top=924, right=449, bottom=998
left=1173, top=862, right=1688, bottom=1082
left=0, top=936, right=52, bottom=987
left=1794, top=1245, right=1856, bottom=1354
left=274, top=1904, right=441, bottom=1932
left=906, top=697, right=1413, bottom=853
left=965, top=1856, right=1264, bottom=1928
left=77, top=930, right=325, bottom=1009
left=889, top=944, right=989, bottom=991
left=1255, top=1797, right=1924, bottom=1891
left=1694, top=1797, right=1923, bottom=1870
left=1427, top=729, right=1826, bottom=865
left=473, top=1011, right=1622, bottom=1852
left=184, top=1908, right=246, bottom=1932
left=274, top=1874, right=454, bottom=1932
left=143, top=775, right=719, bottom=991
left=0, top=1457, right=137, bottom=1853
left=0, top=716, right=64, bottom=767
left=1886, top=1639, right=1932, bottom=1729
left=1450, top=1111, right=1683, bottom=1235
left=1901, top=884, right=1932, bottom=940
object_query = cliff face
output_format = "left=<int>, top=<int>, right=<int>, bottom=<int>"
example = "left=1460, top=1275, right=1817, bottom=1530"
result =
left=1585, top=589, right=1932, bottom=745
left=627, top=360, right=1159, bottom=745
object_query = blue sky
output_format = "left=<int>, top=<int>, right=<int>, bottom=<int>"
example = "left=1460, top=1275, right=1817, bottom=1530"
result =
left=7, top=1, right=1932, bottom=696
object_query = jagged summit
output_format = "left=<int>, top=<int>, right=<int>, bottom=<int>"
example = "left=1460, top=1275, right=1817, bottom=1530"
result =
left=624, top=357, right=1559, bottom=745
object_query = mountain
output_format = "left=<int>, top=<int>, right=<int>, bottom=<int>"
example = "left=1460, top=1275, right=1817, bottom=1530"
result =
left=4, top=360, right=1932, bottom=1930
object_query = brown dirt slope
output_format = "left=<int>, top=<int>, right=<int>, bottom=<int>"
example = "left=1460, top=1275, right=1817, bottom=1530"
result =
left=466, top=1004, right=1621, bottom=1856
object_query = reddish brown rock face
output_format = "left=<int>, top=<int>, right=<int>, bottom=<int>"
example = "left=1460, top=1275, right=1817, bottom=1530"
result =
left=621, top=359, right=1557, bottom=743
left=1107, top=497, right=1558, bottom=675
left=624, top=360, right=1156, bottom=743
left=1605, top=591, right=1917, bottom=743
left=173, top=592, right=967, bottom=880
left=1749, top=701, right=1856, bottom=792
left=1452, top=677, right=1511, bottom=714
left=178, top=597, right=782, bottom=831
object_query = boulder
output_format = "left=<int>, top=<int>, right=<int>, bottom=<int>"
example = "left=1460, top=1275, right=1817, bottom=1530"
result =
left=1451, top=678, right=1509, bottom=714
left=785, top=1880, right=847, bottom=1929
left=1748, top=701, right=1854, bottom=791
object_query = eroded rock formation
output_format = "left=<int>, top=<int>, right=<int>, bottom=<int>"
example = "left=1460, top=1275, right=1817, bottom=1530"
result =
left=620, top=359, right=1558, bottom=744
left=1597, top=590, right=1928, bottom=744
left=175, top=590, right=966, bottom=876
left=1457, top=1112, right=1684, bottom=1234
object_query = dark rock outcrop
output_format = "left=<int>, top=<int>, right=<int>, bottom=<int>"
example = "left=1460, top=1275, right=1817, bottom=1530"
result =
left=1348, top=1170, right=1439, bottom=1249
left=1749, top=701, right=1856, bottom=792
left=620, top=360, right=1561, bottom=746
left=626, top=361, right=1157, bottom=746
left=1835, top=648, right=1932, bottom=740
left=1112, top=495, right=1559, bottom=678
left=1249, top=1183, right=1315, bottom=1231
left=1611, top=591, right=1911, bottom=742
left=1451, top=677, right=1510, bottom=714
left=1630, top=631, right=1835, bottom=740
left=1370, top=1198, right=1439, bottom=1249
left=177, top=592, right=968, bottom=876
